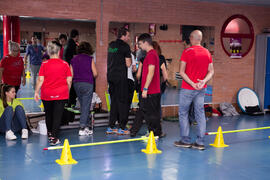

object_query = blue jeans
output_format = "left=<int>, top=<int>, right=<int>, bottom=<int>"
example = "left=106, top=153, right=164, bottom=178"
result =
left=0, top=106, right=27, bottom=133
left=178, top=88, right=206, bottom=145
left=30, top=64, right=41, bottom=89
left=74, top=82, right=93, bottom=128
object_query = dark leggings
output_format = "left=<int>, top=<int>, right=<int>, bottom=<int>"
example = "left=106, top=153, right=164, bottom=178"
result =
left=42, top=100, right=67, bottom=137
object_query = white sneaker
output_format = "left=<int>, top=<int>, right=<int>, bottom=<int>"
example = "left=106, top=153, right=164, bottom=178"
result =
left=79, top=127, right=93, bottom=136
left=21, top=129, right=28, bottom=139
left=5, top=130, right=17, bottom=140
left=85, top=127, right=93, bottom=135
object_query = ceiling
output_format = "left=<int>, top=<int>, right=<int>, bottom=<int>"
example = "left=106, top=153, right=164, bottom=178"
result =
left=193, top=0, right=270, bottom=6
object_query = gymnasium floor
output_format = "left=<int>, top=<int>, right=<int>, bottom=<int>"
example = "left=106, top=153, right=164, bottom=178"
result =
left=1, top=114, right=270, bottom=180
left=1, top=75, right=268, bottom=180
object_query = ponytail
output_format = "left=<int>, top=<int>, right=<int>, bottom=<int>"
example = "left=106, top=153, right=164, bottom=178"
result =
left=1, top=84, right=15, bottom=108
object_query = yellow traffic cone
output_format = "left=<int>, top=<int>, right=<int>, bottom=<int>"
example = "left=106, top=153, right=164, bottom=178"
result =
left=39, top=102, right=44, bottom=109
left=56, top=139, right=78, bottom=165
left=132, top=90, right=139, bottom=103
left=210, top=126, right=229, bottom=148
left=141, top=131, right=162, bottom=154
left=26, top=71, right=31, bottom=79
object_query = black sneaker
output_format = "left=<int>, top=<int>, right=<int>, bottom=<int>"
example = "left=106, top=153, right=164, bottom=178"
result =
left=48, top=132, right=53, bottom=143
left=191, top=143, right=205, bottom=150
left=50, top=138, right=61, bottom=146
left=174, top=141, right=192, bottom=148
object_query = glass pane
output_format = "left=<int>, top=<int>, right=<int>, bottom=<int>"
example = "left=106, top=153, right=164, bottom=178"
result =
left=225, top=18, right=250, bottom=34
left=241, top=38, right=252, bottom=53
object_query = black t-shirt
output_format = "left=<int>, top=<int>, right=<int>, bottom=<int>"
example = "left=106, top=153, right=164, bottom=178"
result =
left=63, top=38, right=77, bottom=64
left=107, top=39, right=131, bottom=82
left=159, top=54, right=167, bottom=77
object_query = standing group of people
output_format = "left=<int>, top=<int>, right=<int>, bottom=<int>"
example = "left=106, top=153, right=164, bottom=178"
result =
left=107, top=28, right=214, bottom=150
left=0, top=27, right=214, bottom=150
left=34, top=29, right=98, bottom=145
left=0, top=29, right=97, bottom=145
left=106, top=28, right=168, bottom=138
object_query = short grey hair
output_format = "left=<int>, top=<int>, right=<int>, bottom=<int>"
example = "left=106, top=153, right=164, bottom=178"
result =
left=47, top=41, right=60, bottom=56
left=8, top=40, right=20, bottom=54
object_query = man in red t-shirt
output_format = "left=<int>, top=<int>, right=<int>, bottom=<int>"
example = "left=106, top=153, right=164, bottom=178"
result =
left=59, top=34, right=67, bottom=59
left=174, top=30, right=214, bottom=150
left=137, top=33, right=163, bottom=137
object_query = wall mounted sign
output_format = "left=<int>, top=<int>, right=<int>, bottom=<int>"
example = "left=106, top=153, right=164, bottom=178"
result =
left=221, top=14, right=254, bottom=58
left=149, top=24, right=156, bottom=36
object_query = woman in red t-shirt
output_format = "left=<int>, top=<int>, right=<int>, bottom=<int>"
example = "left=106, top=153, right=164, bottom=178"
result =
left=0, top=40, right=26, bottom=93
left=34, top=41, right=72, bottom=146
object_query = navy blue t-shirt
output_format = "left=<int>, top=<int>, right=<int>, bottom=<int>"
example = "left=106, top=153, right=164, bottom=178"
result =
left=26, top=44, right=44, bottom=65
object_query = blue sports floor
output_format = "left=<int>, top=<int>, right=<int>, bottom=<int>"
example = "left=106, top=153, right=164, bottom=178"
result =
left=1, top=114, right=270, bottom=180
left=1, top=73, right=267, bottom=180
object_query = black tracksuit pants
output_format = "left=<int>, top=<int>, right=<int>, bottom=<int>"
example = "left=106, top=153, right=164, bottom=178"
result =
left=42, top=100, right=66, bottom=137
left=108, top=79, right=129, bottom=130
left=131, top=93, right=162, bottom=136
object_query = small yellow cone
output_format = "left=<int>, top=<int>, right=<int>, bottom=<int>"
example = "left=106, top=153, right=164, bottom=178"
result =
left=141, top=131, right=162, bottom=154
left=132, top=90, right=139, bottom=103
left=39, top=102, right=44, bottom=109
left=210, top=126, right=229, bottom=148
left=56, top=139, right=78, bottom=165
left=26, top=71, right=31, bottom=79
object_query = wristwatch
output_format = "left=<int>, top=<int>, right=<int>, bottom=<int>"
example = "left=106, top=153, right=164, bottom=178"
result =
left=143, top=88, right=148, bottom=91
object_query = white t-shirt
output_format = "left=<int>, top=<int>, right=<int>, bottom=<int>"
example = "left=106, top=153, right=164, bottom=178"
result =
left=127, top=53, right=136, bottom=81
left=92, top=52, right=96, bottom=63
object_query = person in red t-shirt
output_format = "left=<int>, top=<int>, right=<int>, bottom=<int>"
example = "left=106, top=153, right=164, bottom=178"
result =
left=59, top=34, right=67, bottom=59
left=0, top=40, right=26, bottom=93
left=35, top=41, right=72, bottom=146
left=136, top=33, right=164, bottom=137
left=174, top=30, right=214, bottom=150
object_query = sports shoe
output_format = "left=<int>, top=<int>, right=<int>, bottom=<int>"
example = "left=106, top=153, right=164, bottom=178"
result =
left=144, top=131, right=150, bottom=137
left=191, top=143, right=205, bottom=150
left=71, top=107, right=80, bottom=114
left=79, top=127, right=93, bottom=136
left=65, top=104, right=75, bottom=112
left=50, top=138, right=61, bottom=146
left=117, top=128, right=130, bottom=135
left=174, top=141, right=192, bottom=148
left=5, top=130, right=17, bottom=140
left=85, top=127, right=93, bottom=135
left=48, top=132, right=54, bottom=142
left=106, top=127, right=118, bottom=134
left=21, top=129, right=28, bottom=139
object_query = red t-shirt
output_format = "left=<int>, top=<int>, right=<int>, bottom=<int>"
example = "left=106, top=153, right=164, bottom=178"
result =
left=180, top=45, right=213, bottom=90
left=141, top=49, right=160, bottom=94
left=0, top=55, right=24, bottom=86
left=39, top=58, right=72, bottom=101
left=59, top=47, right=64, bottom=59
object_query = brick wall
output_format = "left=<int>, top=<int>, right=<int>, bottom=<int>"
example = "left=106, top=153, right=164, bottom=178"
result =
left=1, top=0, right=270, bottom=113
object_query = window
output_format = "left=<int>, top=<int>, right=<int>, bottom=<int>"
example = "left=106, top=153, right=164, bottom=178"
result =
left=221, top=14, right=254, bottom=58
